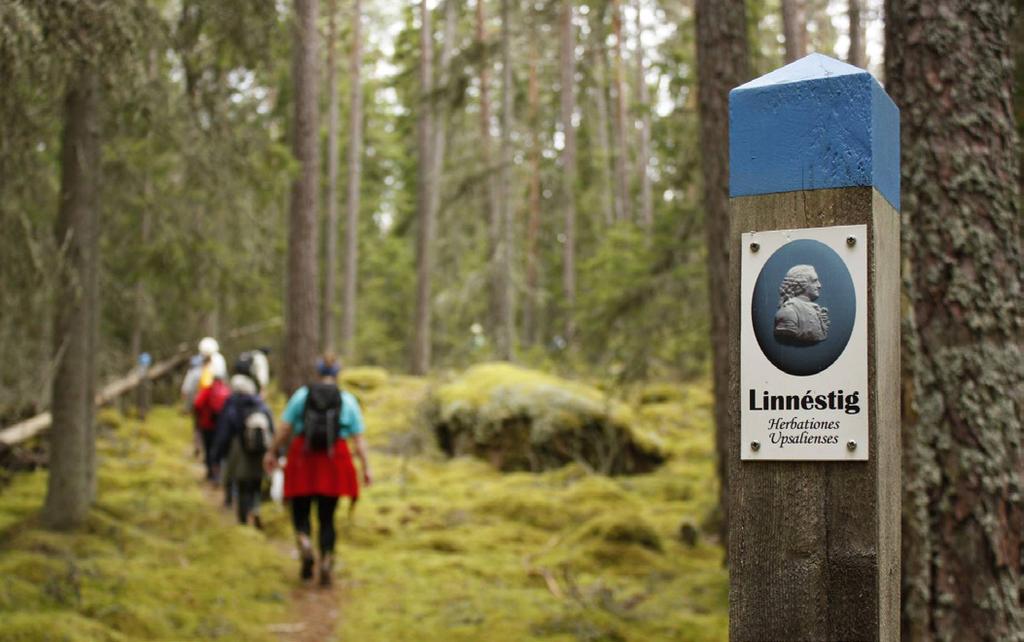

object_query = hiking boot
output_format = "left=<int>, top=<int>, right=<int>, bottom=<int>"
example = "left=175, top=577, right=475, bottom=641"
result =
left=300, top=556, right=315, bottom=581
left=297, top=536, right=314, bottom=581
left=319, top=555, right=333, bottom=587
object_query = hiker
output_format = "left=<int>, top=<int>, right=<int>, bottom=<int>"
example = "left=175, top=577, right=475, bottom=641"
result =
left=197, top=337, right=228, bottom=385
left=235, top=348, right=271, bottom=391
left=211, top=367, right=273, bottom=527
left=264, top=354, right=372, bottom=586
left=180, top=354, right=205, bottom=457
left=193, top=372, right=230, bottom=481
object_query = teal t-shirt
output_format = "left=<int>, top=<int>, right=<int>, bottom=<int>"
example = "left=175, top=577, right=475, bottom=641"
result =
left=281, top=386, right=365, bottom=438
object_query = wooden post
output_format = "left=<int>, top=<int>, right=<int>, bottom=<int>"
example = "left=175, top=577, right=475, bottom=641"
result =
left=727, top=54, right=901, bottom=641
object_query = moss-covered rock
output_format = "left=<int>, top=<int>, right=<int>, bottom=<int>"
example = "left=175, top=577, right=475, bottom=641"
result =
left=425, top=363, right=665, bottom=475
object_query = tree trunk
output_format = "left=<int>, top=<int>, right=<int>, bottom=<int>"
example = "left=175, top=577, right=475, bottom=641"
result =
left=322, top=0, right=341, bottom=353
left=430, top=0, right=456, bottom=242
left=635, top=1, right=653, bottom=230
left=130, top=184, right=152, bottom=363
left=524, top=47, right=541, bottom=345
left=43, top=65, right=101, bottom=530
left=559, top=0, right=578, bottom=344
left=341, top=0, right=363, bottom=361
left=494, top=0, right=515, bottom=360
left=781, top=0, right=808, bottom=63
left=610, top=0, right=631, bottom=223
left=284, top=0, right=321, bottom=394
left=695, top=0, right=749, bottom=558
left=476, top=0, right=502, bottom=344
left=411, top=0, right=435, bottom=375
left=589, top=10, right=615, bottom=227
left=885, top=2, right=1024, bottom=639
left=847, top=0, right=865, bottom=68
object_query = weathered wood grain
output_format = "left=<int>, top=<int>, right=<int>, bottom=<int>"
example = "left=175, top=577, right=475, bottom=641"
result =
left=728, top=186, right=900, bottom=641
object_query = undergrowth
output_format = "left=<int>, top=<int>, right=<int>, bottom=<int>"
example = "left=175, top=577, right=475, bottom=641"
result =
left=0, top=368, right=726, bottom=642
left=0, top=407, right=291, bottom=641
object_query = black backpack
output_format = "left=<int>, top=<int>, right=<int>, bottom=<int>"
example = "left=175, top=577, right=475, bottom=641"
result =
left=235, top=352, right=256, bottom=379
left=303, top=383, right=343, bottom=452
left=238, top=397, right=271, bottom=455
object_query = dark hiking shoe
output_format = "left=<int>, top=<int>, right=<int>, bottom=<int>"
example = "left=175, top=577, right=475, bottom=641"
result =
left=252, top=515, right=263, bottom=530
left=300, top=556, right=314, bottom=581
left=318, top=556, right=333, bottom=587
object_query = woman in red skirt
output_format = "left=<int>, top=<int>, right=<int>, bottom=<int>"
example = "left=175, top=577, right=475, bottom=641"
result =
left=264, top=355, right=372, bottom=586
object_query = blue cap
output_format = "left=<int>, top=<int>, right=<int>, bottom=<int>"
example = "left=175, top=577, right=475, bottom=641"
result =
left=729, top=53, right=900, bottom=210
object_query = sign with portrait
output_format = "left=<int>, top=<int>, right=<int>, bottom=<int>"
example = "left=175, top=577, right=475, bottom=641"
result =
left=740, top=224, right=868, bottom=460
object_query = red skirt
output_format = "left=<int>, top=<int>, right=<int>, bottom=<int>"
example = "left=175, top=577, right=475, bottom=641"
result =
left=283, top=435, right=359, bottom=499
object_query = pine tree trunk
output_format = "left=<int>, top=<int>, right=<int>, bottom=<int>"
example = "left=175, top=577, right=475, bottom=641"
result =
left=430, top=0, right=456, bottom=240
left=284, top=0, right=321, bottom=394
left=847, top=0, right=865, bottom=68
left=341, top=0, right=363, bottom=361
left=476, top=0, right=502, bottom=344
left=411, top=0, right=435, bottom=375
left=560, top=0, right=578, bottom=343
left=885, top=2, right=1024, bottom=639
left=322, top=0, right=341, bottom=353
left=781, top=0, right=807, bottom=63
left=695, top=0, right=749, bottom=558
left=610, top=0, right=631, bottom=223
left=524, top=48, right=541, bottom=345
left=43, top=65, right=101, bottom=530
left=589, top=10, right=615, bottom=228
left=495, top=0, right=515, bottom=360
left=634, top=1, right=653, bottom=230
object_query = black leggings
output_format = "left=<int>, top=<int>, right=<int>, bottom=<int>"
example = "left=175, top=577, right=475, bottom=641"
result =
left=236, top=479, right=261, bottom=525
left=290, top=495, right=340, bottom=555
left=199, top=430, right=217, bottom=480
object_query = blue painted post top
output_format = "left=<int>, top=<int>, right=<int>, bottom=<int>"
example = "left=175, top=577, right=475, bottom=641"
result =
left=729, top=53, right=900, bottom=210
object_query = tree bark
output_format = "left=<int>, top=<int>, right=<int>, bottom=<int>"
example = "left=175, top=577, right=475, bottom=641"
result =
left=476, top=0, right=502, bottom=344
left=635, top=1, right=653, bottom=230
left=411, top=0, right=435, bottom=375
left=494, top=0, right=515, bottom=360
left=322, top=0, right=341, bottom=353
left=589, top=10, right=615, bottom=228
left=341, top=0, right=363, bottom=361
left=885, top=2, right=1024, bottom=639
left=781, top=0, right=808, bottom=63
left=524, top=47, right=541, bottom=345
left=610, top=0, right=631, bottom=223
left=695, top=0, right=749, bottom=557
left=284, top=0, right=321, bottom=394
left=559, top=0, right=578, bottom=344
left=44, top=65, right=101, bottom=530
left=847, top=0, right=865, bottom=68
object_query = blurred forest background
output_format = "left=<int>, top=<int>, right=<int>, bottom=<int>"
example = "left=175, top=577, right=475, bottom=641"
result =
left=0, top=0, right=1022, bottom=640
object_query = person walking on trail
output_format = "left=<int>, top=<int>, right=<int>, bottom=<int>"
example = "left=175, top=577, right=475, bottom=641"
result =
left=235, top=347, right=271, bottom=391
left=194, top=372, right=230, bottom=482
left=180, top=354, right=205, bottom=457
left=197, top=336, right=227, bottom=386
left=191, top=337, right=229, bottom=480
left=263, top=354, right=372, bottom=587
left=212, top=367, right=274, bottom=528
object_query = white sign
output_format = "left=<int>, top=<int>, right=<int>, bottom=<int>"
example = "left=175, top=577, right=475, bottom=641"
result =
left=740, top=224, right=868, bottom=461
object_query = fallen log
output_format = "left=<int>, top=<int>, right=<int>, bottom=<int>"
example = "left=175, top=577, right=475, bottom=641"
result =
left=0, top=317, right=281, bottom=448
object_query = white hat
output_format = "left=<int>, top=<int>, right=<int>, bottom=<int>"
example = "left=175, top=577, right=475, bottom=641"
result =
left=198, top=337, right=219, bottom=356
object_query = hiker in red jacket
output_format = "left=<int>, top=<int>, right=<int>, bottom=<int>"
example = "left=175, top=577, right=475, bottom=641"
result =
left=193, top=374, right=230, bottom=482
left=264, top=354, right=372, bottom=587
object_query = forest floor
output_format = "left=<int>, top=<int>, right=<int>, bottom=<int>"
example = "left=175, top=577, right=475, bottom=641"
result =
left=0, top=367, right=728, bottom=641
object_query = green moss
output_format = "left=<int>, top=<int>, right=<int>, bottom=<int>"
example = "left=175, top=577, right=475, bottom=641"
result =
left=340, top=366, right=390, bottom=391
left=0, top=376, right=726, bottom=642
left=425, top=363, right=665, bottom=474
left=0, top=407, right=291, bottom=641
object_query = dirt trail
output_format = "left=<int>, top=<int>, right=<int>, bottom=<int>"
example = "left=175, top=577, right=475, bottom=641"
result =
left=193, top=462, right=342, bottom=642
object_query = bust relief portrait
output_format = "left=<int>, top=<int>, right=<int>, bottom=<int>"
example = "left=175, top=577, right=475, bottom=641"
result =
left=774, top=265, right=830, bottom=345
